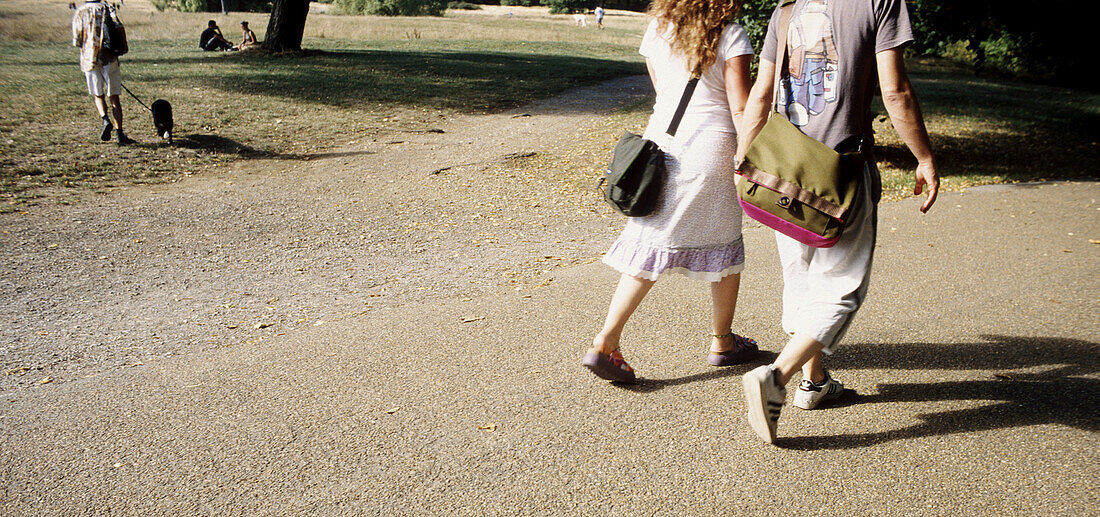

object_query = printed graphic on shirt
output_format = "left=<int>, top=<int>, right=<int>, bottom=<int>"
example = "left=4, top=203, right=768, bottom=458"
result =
left=779, top=0, right=838, bottom=127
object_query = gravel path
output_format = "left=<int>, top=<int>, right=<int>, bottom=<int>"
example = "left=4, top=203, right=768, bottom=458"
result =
left=2, top=181, right=1096, bottom=515
left=0, top=75, right=653, bottom=393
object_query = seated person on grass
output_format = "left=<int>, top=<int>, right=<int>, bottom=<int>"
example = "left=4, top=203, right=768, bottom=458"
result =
left=200, top=20, right=233, bottom=51
left=235, top=21, right=258, bottom=50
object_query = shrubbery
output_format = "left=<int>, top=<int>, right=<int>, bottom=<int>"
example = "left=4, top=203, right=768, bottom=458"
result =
left=150, top=0, right=272, bottom=12
left=541, top=0, right=588, bottom=14
left=906, top=0, right=1081, bottom=86
left=447, top=1, right=482, bottom=9
left=732, top=0, right=1085, bottom=88
left=500, top=0, right=538, bottom=6
left=335, top=0, right=446, bottom=15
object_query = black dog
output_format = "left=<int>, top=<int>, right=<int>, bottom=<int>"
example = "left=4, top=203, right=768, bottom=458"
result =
left=150, top=99, right=173, bottom=145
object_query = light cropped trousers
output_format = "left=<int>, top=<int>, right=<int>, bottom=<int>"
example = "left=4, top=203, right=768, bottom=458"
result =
left=775, top=163, right=877, bottom=354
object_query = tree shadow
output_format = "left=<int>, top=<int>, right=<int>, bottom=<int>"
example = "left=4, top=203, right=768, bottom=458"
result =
left=872, top=71, right=1100, bottom=182
left=128, top=49, right=644, bottom=115
left=778, top=334, right=1100, bottom=450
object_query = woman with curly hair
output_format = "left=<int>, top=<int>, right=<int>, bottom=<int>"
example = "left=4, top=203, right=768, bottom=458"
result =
left=583, top=0, right=756, bottom=383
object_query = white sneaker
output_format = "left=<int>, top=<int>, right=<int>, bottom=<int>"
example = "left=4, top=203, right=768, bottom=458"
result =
left=742, top=365, right=786, bottom=444
left=792, top=371, right=844, bottom=410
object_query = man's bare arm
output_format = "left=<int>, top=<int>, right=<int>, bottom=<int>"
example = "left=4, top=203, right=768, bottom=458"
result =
left=876, top=48, right=938, bottom=213
left=72, top=10, right=83, bottom=47
left=734, top=58, right=776, bottom=164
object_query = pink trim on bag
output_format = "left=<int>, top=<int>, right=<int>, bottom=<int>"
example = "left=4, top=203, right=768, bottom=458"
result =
left=739, top=199, right=839, bottom=248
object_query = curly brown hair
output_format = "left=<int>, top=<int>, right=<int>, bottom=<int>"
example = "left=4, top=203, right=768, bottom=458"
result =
left=648, top=0, right=744, bottom=76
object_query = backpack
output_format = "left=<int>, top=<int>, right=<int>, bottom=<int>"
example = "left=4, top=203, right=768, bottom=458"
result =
left=101, top=6, right=128, bottom=57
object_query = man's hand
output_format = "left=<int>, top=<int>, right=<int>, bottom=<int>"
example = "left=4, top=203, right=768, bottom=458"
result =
left=914, top=160, right=938, bottom=213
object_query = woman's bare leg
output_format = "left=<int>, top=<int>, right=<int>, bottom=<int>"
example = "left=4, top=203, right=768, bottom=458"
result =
left=591, top=273, right=656, bottom=355
left=709, top=273, right=741, bottom=352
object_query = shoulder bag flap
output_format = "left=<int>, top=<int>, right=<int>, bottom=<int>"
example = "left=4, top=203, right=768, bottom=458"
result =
left=741, top=115, right=861, bottom=219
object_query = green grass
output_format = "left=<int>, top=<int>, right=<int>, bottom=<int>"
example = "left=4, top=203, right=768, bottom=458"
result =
left=871, top=60, right=1100, bottom=197
left=0, top=38, right=644, bottom=208
left=2, top=36, right=1097, bottom=210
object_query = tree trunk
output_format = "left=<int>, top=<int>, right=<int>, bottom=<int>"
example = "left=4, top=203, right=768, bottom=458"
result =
left=261, top=0, right=309, bottom=52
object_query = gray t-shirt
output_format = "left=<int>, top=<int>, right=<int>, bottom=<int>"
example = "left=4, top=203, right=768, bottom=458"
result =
left=761, top=0, right=913, bottom=149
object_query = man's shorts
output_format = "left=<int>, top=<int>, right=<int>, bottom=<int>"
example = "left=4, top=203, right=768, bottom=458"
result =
left=85, top=59, right=121, bottom=97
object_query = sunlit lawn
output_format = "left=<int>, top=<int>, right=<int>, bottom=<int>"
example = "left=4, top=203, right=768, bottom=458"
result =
left=1, top=0, right=1096, bottom=209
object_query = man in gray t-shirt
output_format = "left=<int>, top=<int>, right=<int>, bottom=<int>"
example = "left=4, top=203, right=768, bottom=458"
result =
left=762, top=0, right=915, bottom=151
left=735, top=0, right=939, bottom=444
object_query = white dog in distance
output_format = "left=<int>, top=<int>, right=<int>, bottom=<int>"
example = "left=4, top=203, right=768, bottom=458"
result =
left=573, top=13, right=587, bottom=27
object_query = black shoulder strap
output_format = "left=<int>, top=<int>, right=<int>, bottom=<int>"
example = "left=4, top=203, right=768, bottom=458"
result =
left=665, top=77, right=699, bottom=137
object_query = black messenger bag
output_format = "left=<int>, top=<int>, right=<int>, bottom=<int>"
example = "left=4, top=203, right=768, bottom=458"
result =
left=601, top=77, right=698, bottom=217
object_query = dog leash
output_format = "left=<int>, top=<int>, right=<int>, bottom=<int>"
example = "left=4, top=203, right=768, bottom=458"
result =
left=120, top=83, right=152, bottom=113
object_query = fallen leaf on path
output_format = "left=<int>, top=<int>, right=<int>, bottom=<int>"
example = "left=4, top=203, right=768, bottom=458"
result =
left=385, top=407, right=401, bottom=414
left=254, top=322, right=273, bottom=329
left=39, top=377, right=52, bottom=385
left=994, top=373, right=1013, bottom=380
left=127, top=362, right=144, bottom=367
left=477, top=423, right=498, bottom=431
left=1062, top=249, right=1072, bottom=253
left=36, top=331, right=48, bottom=336
left=5, top=367, right=28, bottom=376
left=461, top=316, right=485, bottom=323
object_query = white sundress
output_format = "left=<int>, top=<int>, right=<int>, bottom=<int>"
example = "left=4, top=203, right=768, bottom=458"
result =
left=603, top=20, right=755, bottom=282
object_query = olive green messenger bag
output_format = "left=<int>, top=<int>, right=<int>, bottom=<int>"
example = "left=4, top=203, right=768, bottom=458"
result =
left=735, top=0, right=864, bottom=248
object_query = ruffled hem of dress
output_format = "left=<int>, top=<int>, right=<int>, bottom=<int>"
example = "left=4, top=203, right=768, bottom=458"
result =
left=602, top=239, right=745, bottom=283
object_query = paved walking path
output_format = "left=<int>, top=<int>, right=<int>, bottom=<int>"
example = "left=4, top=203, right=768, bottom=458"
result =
left=2, top=178, right=1097, bottom=514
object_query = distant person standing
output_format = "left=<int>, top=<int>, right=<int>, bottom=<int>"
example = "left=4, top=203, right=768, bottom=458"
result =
left=200, top=20, right=234, bottom=51
left=594, top=5, right=605, bottom=29
left=72, top=0, right=134, bottom=145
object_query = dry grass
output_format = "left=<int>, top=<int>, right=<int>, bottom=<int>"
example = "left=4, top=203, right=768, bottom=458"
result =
left=1, top=0, right=647, bottom=45
left=0, top=1, right=649, bottom=209
left=519, top=57, right=1100, bottom=204
left=3, top=1, right=1095, bottom=208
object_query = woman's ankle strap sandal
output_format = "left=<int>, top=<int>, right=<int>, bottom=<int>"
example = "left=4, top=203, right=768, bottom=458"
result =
left=707, top=333, right=760, bottom=367
left=581, top=348, right=637, bottom=384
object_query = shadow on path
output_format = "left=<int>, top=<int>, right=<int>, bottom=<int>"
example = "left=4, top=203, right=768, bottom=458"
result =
left=779, top=334, right=1099, bottom=450
left=172, top=134, right=376, bottom=161
left=618, top=351, right=778, bottom=393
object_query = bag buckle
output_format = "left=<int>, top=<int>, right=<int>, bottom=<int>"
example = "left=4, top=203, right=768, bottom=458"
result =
left=777, top=196, right=792, bottom=208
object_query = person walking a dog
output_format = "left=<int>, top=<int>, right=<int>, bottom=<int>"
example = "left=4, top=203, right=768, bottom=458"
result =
left=72, top=0, right=134, bottom=145
left=735, top=0, right=939, bottom=444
